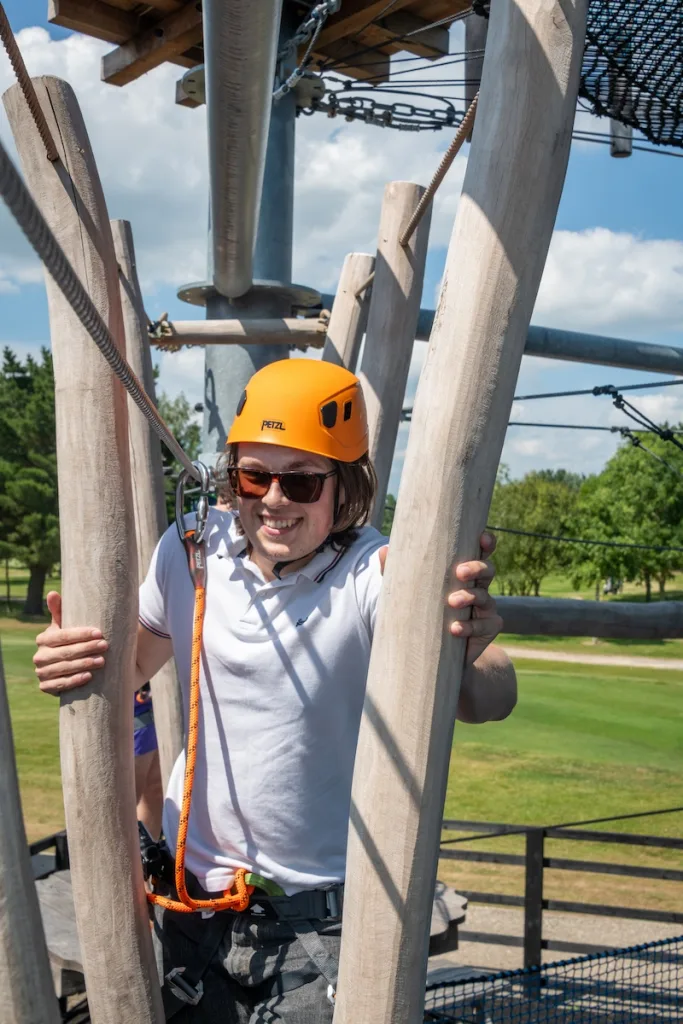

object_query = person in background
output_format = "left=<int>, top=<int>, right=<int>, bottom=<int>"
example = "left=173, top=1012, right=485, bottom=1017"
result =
left=134, top=682, right=163, bottom=839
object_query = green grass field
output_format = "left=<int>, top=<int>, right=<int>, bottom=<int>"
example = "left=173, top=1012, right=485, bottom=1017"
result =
left=2, top=616, right=682, bottom=913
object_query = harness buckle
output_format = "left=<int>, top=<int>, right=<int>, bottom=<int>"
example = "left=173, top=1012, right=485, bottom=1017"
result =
left=165, top=967, right=204, bottom=1006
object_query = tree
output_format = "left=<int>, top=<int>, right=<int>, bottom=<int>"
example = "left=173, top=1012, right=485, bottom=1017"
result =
left=382, top=494, right=396, bottom=536
left=0, top=347, right=60, bottom=614
left=489, top=468, right=580, bottom=596
left=156, top=391, right=201, bottom=523
left=571, top=431, right=683, bottom=601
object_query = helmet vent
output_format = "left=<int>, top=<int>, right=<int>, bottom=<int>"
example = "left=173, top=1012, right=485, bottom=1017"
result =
left=321, top=401, right=337, bottom=428
left=236, top=390, right=247, bottom=416
left=343, top=400, right=353, bottom=421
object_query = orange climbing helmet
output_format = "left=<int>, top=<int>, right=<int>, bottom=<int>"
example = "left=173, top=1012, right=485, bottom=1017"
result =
left=227, top=359, right=369, bottom=463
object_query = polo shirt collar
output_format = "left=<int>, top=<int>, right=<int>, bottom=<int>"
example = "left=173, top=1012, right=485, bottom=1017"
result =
left=225, top=517, right=345, bottom=585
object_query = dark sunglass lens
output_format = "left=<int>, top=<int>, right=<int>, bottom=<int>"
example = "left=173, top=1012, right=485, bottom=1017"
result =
left=236, top=469, right=272, bottom=498
left=281, top=473, right=322, bottom=503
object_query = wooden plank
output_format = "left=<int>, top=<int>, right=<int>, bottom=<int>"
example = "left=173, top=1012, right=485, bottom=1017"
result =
left=334, top=0, right=587, bottom=1018
left=372, top=11, right=450, bottom=59
left=101, top=0, right=203, bottom=86
left=0, top=644, right=61, bottom=1024
left=316, top=0, right=417, bottom=49
left=3, top=76, right=164, bottom=1024
left=48, top=0, right=138, bottom=44
left=358, top=181, right=431, bottom=530
left=113, top=219, right=184, bottom=790
left=497, top=596, right=683, bottom=639
left=322, top=252, right=375, bottom=371
left=314, top=38, right=391, bottom=82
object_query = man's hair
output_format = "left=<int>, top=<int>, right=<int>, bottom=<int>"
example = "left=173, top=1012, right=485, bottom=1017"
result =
left=216, top=443, right=377, bottom=550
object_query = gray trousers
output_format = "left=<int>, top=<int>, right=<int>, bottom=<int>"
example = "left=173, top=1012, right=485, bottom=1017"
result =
left=154, top=903, right=341, bottom=1023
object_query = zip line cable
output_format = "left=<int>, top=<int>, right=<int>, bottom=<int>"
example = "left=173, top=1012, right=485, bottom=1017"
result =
left=486, top=526, right=683, bottom=554
left=0, top=137, right=199, bottom=481
left=0, top=3, right=58, bottom=162
left=507, top=421, right=683, bottom=434
left=514, top=379, right=683, bottom=401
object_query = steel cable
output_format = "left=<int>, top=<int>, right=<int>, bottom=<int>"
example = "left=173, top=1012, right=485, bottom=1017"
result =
left=0, top=3, right=58, bottom=162
left=0, top=136, right=199, bottom=480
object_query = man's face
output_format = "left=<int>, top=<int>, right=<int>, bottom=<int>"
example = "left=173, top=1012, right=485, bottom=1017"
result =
left=235, top=443, right=337, bottom=569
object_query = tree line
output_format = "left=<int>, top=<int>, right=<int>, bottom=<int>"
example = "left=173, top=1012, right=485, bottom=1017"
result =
left=0, top=347, right=199, bottom=615
left=3, top=346, right=682, bottom=613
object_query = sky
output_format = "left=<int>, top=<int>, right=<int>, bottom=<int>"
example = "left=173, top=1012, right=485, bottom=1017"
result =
left=2, top=1, right=683, bottom=496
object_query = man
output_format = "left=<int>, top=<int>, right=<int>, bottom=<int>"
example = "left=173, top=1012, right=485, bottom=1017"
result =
left=34, top=359, right=516, bottom=1022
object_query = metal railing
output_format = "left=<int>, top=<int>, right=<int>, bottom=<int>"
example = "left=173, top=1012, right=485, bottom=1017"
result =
left=439, top=808, right=683, bottom=968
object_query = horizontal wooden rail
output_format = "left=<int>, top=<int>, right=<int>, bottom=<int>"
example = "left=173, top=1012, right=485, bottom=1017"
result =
left=497, top=595, right=683, bottom=639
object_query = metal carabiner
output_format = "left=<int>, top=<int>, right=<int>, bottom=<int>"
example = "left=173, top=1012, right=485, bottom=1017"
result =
left=175, top=461, right=212, bottom=545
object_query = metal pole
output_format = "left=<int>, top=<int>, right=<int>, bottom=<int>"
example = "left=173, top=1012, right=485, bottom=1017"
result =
left=197, top=3, right=303, bottom=458
left=320, top=295, right=683, bottom=376
left=524, top=828, right=545, bottom=994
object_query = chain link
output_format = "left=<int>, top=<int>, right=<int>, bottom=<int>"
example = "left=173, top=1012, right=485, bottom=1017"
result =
left=274, top=0, right=341, bottom=102
left=303, top=88, right=459, bottom=131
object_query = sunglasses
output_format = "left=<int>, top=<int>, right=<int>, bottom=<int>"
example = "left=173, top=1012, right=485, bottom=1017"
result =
left=228, top=467, right=337, bottom=504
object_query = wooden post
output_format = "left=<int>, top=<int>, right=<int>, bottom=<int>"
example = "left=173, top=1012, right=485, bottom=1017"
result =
left=334, top=1, right=587, bottom=1020
left=0, top=643, right=61, bottom=1024
left=112, top=219, right=183, bottom=791
left=322, top=252, right=375, bottom=371
left=358, top=182, right=431, bottom=528
left=497, top=596, right=683, bottom=639
left=3, top=77, right=163, bottom=1024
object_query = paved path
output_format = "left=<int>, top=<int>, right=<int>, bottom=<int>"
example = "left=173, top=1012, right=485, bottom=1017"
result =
left=502, top=645, right=683, bottom=671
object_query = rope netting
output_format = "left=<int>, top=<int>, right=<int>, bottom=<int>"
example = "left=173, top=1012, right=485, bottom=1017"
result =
left=581, top=0, right=683, bottom=148
left=425, top=935, right=683, bottom=1022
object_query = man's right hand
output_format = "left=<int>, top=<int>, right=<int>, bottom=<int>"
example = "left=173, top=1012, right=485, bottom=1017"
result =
left=33, top=592, right=109, bottom=696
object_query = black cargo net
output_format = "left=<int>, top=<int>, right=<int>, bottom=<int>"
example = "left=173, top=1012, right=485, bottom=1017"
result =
left=581, top=0, right=683, bottom=148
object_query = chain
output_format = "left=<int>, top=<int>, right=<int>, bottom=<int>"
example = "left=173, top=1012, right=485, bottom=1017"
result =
left=303, top=89, right=459, bottom=131
left=274, top=0, right=341, bottom=102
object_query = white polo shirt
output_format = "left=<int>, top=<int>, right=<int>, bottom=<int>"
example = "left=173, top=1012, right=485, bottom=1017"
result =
left=139, top=508, right=385, bottom=895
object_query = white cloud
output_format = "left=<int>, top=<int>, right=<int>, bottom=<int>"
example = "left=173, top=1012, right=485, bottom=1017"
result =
left=534, top=228, right=683, bottom=336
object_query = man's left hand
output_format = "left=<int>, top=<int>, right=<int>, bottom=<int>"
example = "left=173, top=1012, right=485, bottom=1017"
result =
left=378, top=531, right=503, bottom=666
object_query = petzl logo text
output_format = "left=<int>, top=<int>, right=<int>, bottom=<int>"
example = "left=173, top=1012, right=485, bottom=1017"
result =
left=262, top=420, right=285, bottom=430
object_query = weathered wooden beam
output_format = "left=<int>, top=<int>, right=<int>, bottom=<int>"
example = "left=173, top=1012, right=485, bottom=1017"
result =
left=314, top=37, right=391, bottom=83
left=112, top=219, right=184, bottom=792
left=358, top=181, right=431, bottom=530
left=48, top=0, right=138, bottom=44
left=0, top=642, right=61, bottom=1024
left=4, top=76, right=163, bottom=1024
left=375, top=11, right=450, bottom=59
left=322, top=252, right=375, bottom=371
left=316, top=0, right=417, bottom=49
left=150, top=317, right=328, bottom=349
left=334, top=0, right=587, bottom=1020
left=498, top=597, right=683, bottom=639
left=101, top=0, right=202, bottom=86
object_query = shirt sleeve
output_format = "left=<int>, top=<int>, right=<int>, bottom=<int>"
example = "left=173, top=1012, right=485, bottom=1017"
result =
left=353, top=536, right=387, bottom=637
left=138, top=527, right=173, bottom=639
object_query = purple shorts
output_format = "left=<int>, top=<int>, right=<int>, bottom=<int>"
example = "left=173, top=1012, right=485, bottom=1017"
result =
left=133, top=683, right=158, bottom=757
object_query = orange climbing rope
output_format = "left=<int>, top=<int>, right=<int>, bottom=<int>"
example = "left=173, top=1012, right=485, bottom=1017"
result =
left=147, top=530, right=253, bottom=914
